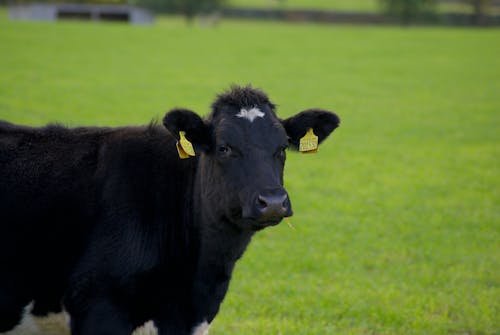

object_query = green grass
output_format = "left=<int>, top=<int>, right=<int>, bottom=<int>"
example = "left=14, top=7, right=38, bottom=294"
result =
left=1, top=11, right=499, bottom=335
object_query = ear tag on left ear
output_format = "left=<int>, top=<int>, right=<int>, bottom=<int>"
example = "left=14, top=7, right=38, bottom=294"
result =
left=299, top=128, right=318, bottom=153
left=176, top=131, right=195, bottom=159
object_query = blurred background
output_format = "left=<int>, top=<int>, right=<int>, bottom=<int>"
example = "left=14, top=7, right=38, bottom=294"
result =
left=0, top=0, right=498, bottom=334
left=3, top=0, right=500, bottom=24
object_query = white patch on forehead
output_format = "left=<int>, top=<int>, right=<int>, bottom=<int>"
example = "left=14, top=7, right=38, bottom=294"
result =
left=191, top=320, right=210, bottom=335
left=235, top=107, right=265, bottom=122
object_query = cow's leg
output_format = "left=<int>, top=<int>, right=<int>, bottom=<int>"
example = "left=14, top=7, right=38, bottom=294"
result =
left=154, top=308, right=197, bottom=335
left=0, top=272, right=32, bottom=333
left=0, top=295, right=30, bottom=332
left=69, top=298, right=134, bottom=335
left=154, top=320, right=209, bottom=335
left=154, top=320, right=191, bottom=335
left=0, top=308, right=24, bottom=332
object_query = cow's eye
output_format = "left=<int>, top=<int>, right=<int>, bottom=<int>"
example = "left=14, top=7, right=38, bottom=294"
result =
left=217, top=145, right=231, bottom=156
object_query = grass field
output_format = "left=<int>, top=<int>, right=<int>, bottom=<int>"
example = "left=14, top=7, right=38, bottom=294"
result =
left=0, top=9, right=499, bottom=335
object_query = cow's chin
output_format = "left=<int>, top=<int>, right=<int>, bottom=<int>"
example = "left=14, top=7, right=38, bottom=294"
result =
left=229, top=208, right=283, bottom=231
left=238, top=217, right=283, bottom=231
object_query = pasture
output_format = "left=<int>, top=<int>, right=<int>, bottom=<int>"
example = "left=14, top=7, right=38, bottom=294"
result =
left=0, top=9, right=499, bottom=335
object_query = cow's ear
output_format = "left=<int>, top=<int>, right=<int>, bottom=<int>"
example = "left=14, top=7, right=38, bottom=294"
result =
left=163, top=108, right=212, bottom=152
left=282, top=109, right=340, bottom=150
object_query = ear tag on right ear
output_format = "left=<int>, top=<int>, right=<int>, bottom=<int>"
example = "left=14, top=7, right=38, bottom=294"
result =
left=176, top=131, right=195, bottom=159
left=299, top=128, right=318, bottom=154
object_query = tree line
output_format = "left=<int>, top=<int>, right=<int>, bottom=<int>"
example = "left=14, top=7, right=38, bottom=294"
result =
left=2, top=0, right=495, bottom=25
left=380, top=0, right=493, bottom=24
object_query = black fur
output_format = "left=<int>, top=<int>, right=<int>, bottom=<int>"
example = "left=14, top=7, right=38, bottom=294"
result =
left=282, top=109, right=340, bottom=150
left=0, top=86, right=339, bottom=335
left=162, top=108, right=212, bottom=153
left=211, top=85, right=276, bottom=115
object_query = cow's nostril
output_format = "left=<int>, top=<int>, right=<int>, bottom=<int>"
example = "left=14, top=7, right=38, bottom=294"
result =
left=257, top=195, right=268, bottom=208
left=255, top=190, right=289, bottom=221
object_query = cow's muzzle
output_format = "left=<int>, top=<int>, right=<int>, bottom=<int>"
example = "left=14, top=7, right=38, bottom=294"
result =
left=252, top=188, right=293, bottom=226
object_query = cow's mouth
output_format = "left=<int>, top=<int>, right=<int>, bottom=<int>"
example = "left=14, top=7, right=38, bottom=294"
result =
left=254, top=218, right=283, bottom=229
left=238, top=215, right=286, bottom=231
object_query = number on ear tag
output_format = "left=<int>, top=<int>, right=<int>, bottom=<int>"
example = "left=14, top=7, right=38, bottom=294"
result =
left=176, top=131, right=195, bottom=159
left=299, top=128, right=318, bottom=153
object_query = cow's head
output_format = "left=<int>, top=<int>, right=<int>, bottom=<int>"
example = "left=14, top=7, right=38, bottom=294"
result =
left=163, top=86, right=339, bottom=231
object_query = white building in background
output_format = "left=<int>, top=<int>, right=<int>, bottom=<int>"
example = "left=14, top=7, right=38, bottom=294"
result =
left=8, top=3, right=154, bottom=25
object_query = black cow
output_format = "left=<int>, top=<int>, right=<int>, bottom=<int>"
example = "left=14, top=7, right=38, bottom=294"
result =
left=0, top=86, right=339, bottom=335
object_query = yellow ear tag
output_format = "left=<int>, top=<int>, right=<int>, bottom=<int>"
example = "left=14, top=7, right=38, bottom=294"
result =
left=176, top=141, right=190, bottom=159
left=299, top=128, right=318, bottom=153
left=176, top=131, right=195, bottom=159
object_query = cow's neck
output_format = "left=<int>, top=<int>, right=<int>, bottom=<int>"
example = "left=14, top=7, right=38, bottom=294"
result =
left=193, top=157, right=255, bottom=269
left=197, top=216, right=253, bottom=272
left=191, top=160, right=255, bottom=322
left=193, top=214, right=254, bottom=323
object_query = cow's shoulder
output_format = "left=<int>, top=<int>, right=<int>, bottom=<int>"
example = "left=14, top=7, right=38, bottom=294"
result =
left=98, top=123, right=192, bottom=176
left=96, top=123, right=197, bottom=210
